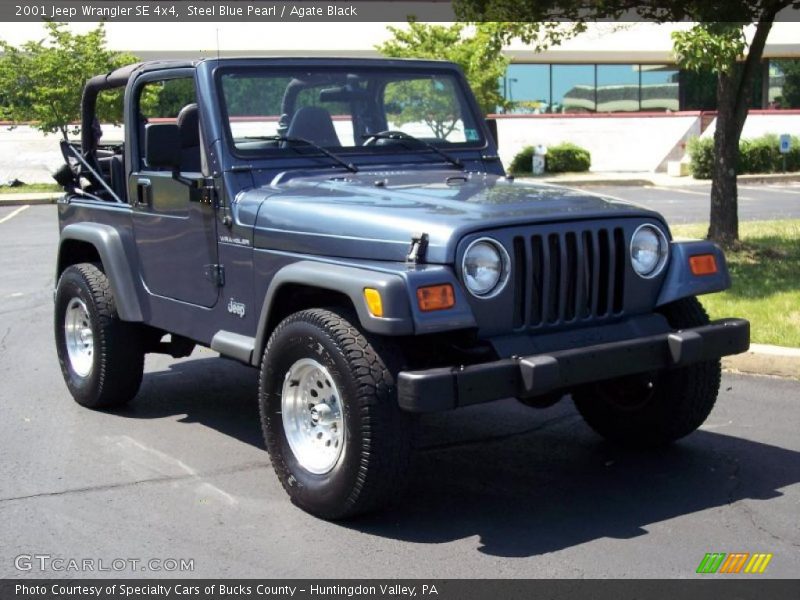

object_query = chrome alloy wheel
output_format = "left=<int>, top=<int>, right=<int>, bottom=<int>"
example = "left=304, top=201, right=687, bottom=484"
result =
left=281, top=358, right=345, bottom=474
left=64, top=298, right=94, bottom=377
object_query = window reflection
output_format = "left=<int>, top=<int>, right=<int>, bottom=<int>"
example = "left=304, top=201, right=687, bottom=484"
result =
left=498, top=63, right=682, bottom=113
left=640, top=65, right=679, bottom=111
left=503, top=64, right=550, bottom=114
left=552, top=64, right=596, bottom=113
left=596, top=64, right=640, bottom=113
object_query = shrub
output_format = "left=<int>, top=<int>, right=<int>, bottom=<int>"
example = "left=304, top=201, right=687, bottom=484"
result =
left=508, top=146, right=536, bottom=175
left=740, top=135, right=781, bottom=174
left=688, top=134, right=800, bottom=179
left=546, top=142, right=592, bottom=173
left=509, top=142, right=592, bottom=175
left=687, top=137, right=715, bottom=179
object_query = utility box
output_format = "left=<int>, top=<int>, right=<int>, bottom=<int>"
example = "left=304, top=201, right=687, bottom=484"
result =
left=532, top=144, right=547, bottom=176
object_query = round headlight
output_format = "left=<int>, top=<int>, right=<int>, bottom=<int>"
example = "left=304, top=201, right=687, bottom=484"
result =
left=630, top=224, right=669, bottom=278
left=461, top=238, right=510, bottom=297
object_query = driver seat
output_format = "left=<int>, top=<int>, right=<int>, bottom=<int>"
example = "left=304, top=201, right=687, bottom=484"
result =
left=285, top=107, right=340, bottom=147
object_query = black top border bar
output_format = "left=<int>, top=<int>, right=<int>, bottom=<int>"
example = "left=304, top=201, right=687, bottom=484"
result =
left=3, top=1, right=800, bottom=22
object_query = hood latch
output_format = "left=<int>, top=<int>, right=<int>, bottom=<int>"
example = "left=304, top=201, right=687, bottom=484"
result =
left=406, top=232, right=429, bottom=265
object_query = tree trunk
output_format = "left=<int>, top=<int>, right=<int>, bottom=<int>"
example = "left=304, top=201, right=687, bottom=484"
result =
left=708, top=74, right=739, bottom=246
left=707, top=9, right=779, bottom=246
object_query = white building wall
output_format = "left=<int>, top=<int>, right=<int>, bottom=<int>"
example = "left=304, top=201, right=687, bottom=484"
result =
left=494, top=114, right=702, bottom=172
left=701, top=113, right=800, bottom=140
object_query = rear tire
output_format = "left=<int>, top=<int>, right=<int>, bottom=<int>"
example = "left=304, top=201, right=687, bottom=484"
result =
left=54, top=263, right=144, bottom=409
left=572, top=297, right=721, bottom=447
left=259, top=308, right=413, bottom=519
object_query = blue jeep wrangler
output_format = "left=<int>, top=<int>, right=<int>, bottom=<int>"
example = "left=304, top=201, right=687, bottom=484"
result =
left=53, top=58, right=749, bottom=518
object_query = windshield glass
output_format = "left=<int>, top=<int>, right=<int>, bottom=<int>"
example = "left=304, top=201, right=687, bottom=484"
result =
left=218, top=67, right=484, bottom=157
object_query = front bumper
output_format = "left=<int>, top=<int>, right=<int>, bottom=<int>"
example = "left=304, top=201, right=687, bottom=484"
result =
left=397, top=318, right=750, bottom=412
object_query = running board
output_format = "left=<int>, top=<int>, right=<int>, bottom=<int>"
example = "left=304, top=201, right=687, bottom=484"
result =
left=210, top=331, right=255, bottom=364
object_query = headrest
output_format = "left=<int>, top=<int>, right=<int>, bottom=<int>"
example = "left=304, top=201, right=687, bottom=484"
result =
left=176, top=103, right=199, bottom=148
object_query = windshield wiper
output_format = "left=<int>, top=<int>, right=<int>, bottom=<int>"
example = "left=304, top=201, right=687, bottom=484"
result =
left=249, top=135, right=358, bottom=173
left=362, top=132, right=464, bottom=170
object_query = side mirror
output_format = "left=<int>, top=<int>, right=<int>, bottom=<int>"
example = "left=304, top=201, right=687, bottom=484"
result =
left=145, top=123, right=181, bottom=170
left=485, top=118, right=498, bottom=146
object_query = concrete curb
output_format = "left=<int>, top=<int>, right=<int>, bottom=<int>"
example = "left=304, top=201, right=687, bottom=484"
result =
left=735, top=172, right=800, bottom=185
left=521, top=171, right=800, bottom=188
left=545, top=177, right=657, bottom=187
left=515, top=175, right=659, bottom=187
left=0, top=193, right=61, bottom=206
left=723, top=344, right=800, bottom=380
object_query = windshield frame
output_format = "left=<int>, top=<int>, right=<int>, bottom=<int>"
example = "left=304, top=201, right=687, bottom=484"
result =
left=213, top=63, right=488, bottom=164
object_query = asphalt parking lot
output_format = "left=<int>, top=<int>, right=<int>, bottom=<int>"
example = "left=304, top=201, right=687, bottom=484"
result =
left=1, top=204, right=799, bottom=579
left=582, top=181, right=800, bottom=224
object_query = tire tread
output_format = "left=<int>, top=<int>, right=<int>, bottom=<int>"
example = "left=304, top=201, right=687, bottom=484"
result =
left=259, top=308, right=412, bottom=519
left=55, top=263, right=144, bottom=408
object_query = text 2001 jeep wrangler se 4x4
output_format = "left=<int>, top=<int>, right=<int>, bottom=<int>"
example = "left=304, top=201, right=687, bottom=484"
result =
left=54, top=58, right=749, bottom=518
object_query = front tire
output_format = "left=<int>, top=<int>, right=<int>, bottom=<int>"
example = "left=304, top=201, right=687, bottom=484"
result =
left=259, top=308, right=413, bottom=519
left=54, top=263, right=144, bottom=409
left=572, top=297, right=721, bottom=447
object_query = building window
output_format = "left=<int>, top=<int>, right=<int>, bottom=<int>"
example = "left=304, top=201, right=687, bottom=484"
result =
left=596, top=64, right=640, bottom=113
left=769, top=59, right=800, bottom=109
left=552, top=64, right=596, bottom=113
left=640, top=65, right=679, bottom=111
left=680, top=65, right=763, bottom=111
left=502, top=64, right=550, bottom=113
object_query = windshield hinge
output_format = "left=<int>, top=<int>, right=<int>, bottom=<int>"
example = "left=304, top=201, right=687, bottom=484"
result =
left=406, top=232, right=429, bottom=265
left=205, top=264, right=225, bottom=287
left=199, top=177, right=217, bottom=207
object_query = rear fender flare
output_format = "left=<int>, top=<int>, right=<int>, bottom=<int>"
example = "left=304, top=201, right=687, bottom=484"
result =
left=57, top=223, right=144, bottom=322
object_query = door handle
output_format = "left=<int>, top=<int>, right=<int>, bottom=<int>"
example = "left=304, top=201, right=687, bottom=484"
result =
left=136, top=178, right=152, bottom=207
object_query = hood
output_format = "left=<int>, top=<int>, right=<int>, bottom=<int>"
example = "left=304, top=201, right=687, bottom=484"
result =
left=244, top=170, right=661, bottom=263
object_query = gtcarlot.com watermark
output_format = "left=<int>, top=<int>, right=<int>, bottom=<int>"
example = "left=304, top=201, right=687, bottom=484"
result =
left=15, top=554, right=194, bottom=573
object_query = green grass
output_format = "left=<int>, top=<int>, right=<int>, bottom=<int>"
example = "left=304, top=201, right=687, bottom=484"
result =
left=0, top=183, right=61, bottom=194
left=671, top=220, right=800, bottom=348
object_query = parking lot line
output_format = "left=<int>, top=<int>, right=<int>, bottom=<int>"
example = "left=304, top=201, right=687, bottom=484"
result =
left=648, top=186, right=709, bottom=196
left=0, top=205, right=30, bottom=224
left=649, top=186, right=756, bottom=201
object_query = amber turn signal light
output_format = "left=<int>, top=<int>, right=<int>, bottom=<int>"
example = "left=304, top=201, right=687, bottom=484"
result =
left=363, top=288, right=383, bottom=317
left=417, top=284, right=455, bottom=312
left=689, top=254, right=718, bottom=276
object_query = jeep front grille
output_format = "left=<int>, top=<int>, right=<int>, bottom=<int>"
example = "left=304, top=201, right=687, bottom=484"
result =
left=512, top=227, right=626, bottom=329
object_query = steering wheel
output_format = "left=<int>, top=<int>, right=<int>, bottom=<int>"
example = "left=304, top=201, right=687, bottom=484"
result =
left=362, top=130, right=409, bottom=146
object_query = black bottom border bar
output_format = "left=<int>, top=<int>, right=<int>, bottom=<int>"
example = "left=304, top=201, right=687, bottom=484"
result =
left=2, top=579, right=799, bottom=600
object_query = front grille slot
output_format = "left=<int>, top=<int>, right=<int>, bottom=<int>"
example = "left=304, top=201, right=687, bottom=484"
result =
left=514, top=226, right=626, bottom=330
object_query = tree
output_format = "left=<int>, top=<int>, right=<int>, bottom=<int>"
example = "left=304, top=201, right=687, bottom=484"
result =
left=376, top=21, right=511, bottom=115
left=383, top=76, right=463, bottom=139
left=453, top=0, right=797, bottom=246
left=0, top=22, right=138, bottom=140
left=669, top=22, right=766, bottom=245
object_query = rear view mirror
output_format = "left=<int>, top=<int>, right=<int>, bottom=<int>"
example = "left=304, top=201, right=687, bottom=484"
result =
left=145, top=123, right=181, bottom=169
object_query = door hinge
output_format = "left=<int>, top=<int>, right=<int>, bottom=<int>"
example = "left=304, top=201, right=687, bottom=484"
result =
left=205, top=264, right=225, bottom=287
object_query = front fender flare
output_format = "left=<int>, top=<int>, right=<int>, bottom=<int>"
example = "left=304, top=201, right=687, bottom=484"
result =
left=655, top=240, right=731, bottom=307
left=58, top=223, right=144, bottom=322
left=252, top=261, right=414, bottom=366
